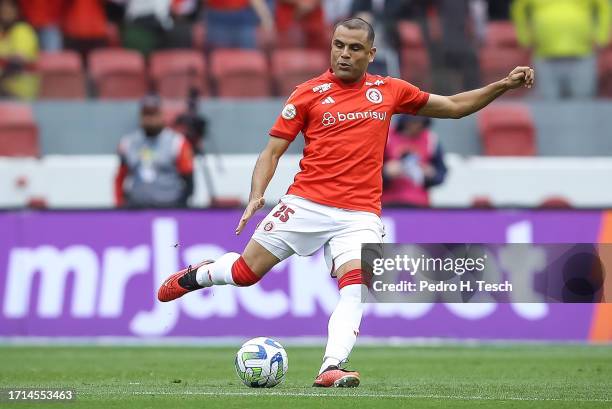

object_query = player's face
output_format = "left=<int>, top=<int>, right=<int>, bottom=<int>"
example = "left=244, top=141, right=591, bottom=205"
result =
left=330, top=26, right=376, bottom=83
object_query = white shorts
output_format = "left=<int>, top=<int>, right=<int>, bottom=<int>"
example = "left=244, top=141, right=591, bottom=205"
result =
left=252, top=195, right=384, bottom=275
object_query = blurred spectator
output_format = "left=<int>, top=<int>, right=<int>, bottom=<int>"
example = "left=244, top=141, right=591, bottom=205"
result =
left=115, top=95, right=195, bottom=208
left=122, top=0, right=171, bottom=56
left=275, top=0, right=326, bottom=49
left=512, top=0, right=611, bottom=99
left=166, top=0, right=201, bottom=49
left=0, top=0, right=39, bottom=99
left=421, top=0, right=485, bottom=94
left=382, top=115, right=447, bottom=207
left=121, top=0, right=197, bottom=56
left=322, top=0, right=352, bottom=24
left=486, top=0, right=511, bottom=21
left=351, top=0, right=413, bottom=76
left=18, top=0, right=64, bottom=51
left=204, top=0, right=274, bottom=50
left=62, top=0, right=108, bottom=61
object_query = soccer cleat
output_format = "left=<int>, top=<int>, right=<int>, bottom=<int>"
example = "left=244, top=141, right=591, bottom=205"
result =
left=157, top=260, right=213, bottom=302
left=312, top=365, right=360, bottom=388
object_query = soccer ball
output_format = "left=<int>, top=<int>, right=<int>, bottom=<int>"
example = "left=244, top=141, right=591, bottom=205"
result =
left=234, top=337, right=288, bottom=388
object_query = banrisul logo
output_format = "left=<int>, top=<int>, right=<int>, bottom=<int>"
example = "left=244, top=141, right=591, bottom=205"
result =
left=321, top=111, right=387, bottom=127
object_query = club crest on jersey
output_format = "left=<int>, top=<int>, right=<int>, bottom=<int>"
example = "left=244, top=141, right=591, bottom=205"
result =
left=263, top=221, right=275, bottom=232
left=366, top=88, right=383, bottom=104
left=312, top=83, right=333, bottom=94
left=281, top=104, right=297, bottom=120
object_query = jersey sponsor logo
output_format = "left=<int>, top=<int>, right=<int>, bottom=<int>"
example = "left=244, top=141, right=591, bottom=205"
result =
left=312, top=83, right=333, bottom=94
left=321, top=111, right=387, bottom=127
left=322, top=112, right=337, bottom=127
left=366, top=88, right=383, bottom=104
left=281, top=104, right=297, bottom=120
left=321, top=96, right=335, bottom=105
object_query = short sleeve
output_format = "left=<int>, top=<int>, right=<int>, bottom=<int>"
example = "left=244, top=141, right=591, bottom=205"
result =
left=269, top=86, right=312, bottom=142
left=390, top=78, right=430, bottom=115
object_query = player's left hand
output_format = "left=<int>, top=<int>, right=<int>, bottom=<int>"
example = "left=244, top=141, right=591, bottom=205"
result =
left=235, top=197, right=266, bottom=235
left=504, top=66, right=535, bottom=90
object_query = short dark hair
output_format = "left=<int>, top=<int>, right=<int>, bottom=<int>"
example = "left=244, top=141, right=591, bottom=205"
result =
left=333, top=18, right=375, bottom=45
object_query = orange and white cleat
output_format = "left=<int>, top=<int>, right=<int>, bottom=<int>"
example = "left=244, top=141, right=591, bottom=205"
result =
left=157, top=260, right=213, bottom=302
left=312, top=365, right=360, bottom=388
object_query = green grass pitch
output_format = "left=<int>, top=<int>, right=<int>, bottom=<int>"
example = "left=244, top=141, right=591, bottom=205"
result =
left=0, top=344, right=610, bottom=408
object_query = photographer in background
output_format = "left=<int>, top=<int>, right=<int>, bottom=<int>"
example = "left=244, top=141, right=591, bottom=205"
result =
left=382, top=115, right=447, bottom=208
left=115, top=94, right=195, bottom=208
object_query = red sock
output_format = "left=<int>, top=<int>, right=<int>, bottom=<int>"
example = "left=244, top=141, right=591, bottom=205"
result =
left=231, top=256, right=261, bottom=286
left=338, top=269, right=363, bottom=289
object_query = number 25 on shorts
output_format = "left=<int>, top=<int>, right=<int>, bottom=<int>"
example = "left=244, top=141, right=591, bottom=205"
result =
left=272, top=205, right=295, bottom=222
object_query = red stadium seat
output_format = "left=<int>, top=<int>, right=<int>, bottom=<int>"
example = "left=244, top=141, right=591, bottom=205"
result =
left=471, top=196, right=495, bottom=209
left=37, top=51, right=87, bottom=99
left=479, top=22, right=531, bottom=97
left=88, top=48, right=147, bottom=99
left=479, top=47, right=531, bottom=97
left=398, top=21, right=425, bottom=49
left=272, top=48, right=328, bottom=96
left=539, top=196, right=573, bottom=209
left=478, top=104, right=536, bottom=156
left=0, top=103, right=39, bottom=157
left=397, top=21, right=431, bottom=89
left=483, top=22, right=520, bottom=48
left=150, top=49, right=208, bottom=99
left=210, top=49, right=271, bottom=97
left=598, top=47, right=612, bottom=98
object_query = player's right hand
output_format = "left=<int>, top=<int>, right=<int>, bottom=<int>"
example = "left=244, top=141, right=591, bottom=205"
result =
left=235, top=197, right=266, bottom=235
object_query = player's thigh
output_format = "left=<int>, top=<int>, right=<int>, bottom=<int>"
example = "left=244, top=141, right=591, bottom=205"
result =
left=326, top=213, right=384, bottom=278
left=252, top=195, right=330, bottom=261
left=241, top=239, right=282, bottom=277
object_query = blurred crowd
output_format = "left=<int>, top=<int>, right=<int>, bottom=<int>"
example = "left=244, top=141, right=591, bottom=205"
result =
left=0, top=0, right=610, bottom=101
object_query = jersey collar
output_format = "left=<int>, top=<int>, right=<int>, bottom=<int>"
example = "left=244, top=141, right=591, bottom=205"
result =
left=324, top=69, right=367, bottom=90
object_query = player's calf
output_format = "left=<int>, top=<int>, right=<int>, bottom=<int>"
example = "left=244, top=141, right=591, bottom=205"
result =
left=157, top=253, right=263, bottom=302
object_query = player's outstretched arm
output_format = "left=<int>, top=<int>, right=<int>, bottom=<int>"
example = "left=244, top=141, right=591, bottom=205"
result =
left=417, top=66, right=535, bottom=119
left=235, top=136, right=290, bottom=235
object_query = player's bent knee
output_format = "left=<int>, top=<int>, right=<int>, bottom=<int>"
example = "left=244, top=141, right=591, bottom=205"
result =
left=231, top=256, right=262, bottom=287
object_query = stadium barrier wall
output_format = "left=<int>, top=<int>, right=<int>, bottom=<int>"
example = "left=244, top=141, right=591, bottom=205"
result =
left=3, top=155, right=612, bottom=208
left=1, top=209, right=611, bottom=342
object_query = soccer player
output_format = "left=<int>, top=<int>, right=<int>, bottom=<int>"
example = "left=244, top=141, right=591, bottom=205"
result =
left=157, top=18, right=534, bottom=387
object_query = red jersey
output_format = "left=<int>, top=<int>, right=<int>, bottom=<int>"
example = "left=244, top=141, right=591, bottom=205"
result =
left=269, top=69, right=429, bottom=215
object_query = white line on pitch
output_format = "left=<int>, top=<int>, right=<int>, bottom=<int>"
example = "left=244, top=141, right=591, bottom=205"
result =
left=78, top=390, right=612, bottom=403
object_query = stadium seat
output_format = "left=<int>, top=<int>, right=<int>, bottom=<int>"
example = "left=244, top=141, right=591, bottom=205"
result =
left=272, top=48, right=328, bottom=96
left=478, top=104, right=536, bottom=156
left=598, top=47, right=612, bottom=98
left=88, top=48, right=147, bottom=99
left=539, top=196, right=573, bottom=209
left=471, top=196, right=495, bottom=209
left=397, top=21, right=431, bottom=89
left=150, top=49, right=208, bottom=99
left=479, top=47, right=531, bottom=97
left=37, top=51, right=87, bottom=99
left=0, top=103, right=39, bottom=157
left=483, top=22, right=520, bottom=48
left=210, top=49, right=271, bottom=97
